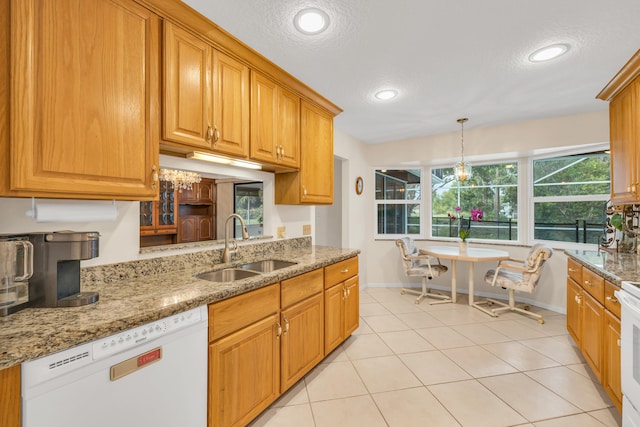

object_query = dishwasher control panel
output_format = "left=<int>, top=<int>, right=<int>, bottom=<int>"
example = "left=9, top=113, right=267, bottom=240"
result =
left=92, top=306, right=204, bottom=360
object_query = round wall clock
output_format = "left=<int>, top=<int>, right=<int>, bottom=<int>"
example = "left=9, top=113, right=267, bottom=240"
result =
left=355, top=176, right=363, bottom=195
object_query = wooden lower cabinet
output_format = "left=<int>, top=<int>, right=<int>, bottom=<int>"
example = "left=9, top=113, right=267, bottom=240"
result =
left=0, top=365, right=20, bottom=427
left=566, top=258, right=622, bottom=412
left=208, top=259, right=357, bottom=427
left=581, top=290, right=604, bottom=381
left=324, top=257, right=360, bottom=355
left=209, top=314, right=280, bottom=427
left=604, top=310, right=622, bottom=412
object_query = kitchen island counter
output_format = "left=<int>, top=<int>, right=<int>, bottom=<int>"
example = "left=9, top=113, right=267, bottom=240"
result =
left=0, top=238, right=359, bottom=369
left=565, top=249, right=640, bottom=284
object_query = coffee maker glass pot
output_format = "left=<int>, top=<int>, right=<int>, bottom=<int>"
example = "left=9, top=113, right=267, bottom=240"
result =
left=0, top=239, right=33, bottom=315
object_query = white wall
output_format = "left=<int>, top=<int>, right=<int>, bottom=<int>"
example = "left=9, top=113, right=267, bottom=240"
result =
left=315, top=158, right=343, bottom=247
left=363, top=110, right=610, bottom=312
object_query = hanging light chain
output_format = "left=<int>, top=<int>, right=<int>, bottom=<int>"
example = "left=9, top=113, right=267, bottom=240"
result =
left=457, top=117, right=468, bottom=162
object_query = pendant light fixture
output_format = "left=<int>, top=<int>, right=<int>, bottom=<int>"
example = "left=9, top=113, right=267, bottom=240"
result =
left=454, top=117, right=472, bottom=182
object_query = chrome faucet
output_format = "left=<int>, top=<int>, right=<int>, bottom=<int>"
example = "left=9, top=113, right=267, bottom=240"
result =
left=222, top=213, right=250, bottom=263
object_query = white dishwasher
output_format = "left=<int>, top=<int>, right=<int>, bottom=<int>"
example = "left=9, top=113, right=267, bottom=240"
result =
left=21, top=305, right=208, bottom=427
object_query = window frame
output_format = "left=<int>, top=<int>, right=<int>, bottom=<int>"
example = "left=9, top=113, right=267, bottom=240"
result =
left=528, top=143, right=610, bottom=250
left=374, top=167, right=425, bottom=239
left=428, top=159, right=523, bottom=245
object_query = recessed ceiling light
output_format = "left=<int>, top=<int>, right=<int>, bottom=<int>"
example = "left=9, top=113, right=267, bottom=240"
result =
left=375, top=90, right=398, bottom=100
left=528, top=43, right=570, bottom=62
left=294, top=8, right=330, bottom=35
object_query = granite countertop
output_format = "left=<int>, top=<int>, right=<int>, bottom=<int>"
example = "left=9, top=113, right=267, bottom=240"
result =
left=0, top=242, right=359, bottom=369
left=565, top=249, right=640, bottom=284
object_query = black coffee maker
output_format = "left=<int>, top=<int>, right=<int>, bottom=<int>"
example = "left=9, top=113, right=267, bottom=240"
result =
left=28, top=231, right=100, bottom=307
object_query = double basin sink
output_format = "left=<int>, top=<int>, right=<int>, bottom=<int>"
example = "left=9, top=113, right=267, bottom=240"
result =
left=196, top=259, right=297, bottom=282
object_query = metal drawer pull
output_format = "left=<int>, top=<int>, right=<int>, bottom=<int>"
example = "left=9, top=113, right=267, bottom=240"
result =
left=275, top=321, right=282, bottom=338
left=606, top=296, right=619, bottom=304
left=568, top=268, right=578, bottom=273
left=340, top=268, right=349, bottom=273
left=584, top=280, right=592, bottom=286
left=283, top=315, right=289, bottom=335
left=575, top=295, right=582, bottom=304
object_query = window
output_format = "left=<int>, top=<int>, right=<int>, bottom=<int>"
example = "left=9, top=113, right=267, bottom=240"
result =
left=532, top=151, right=610, bottom=244
left=431, top=162, right=519, bottom=241
left=375, top=169, right=421, bottom=235
left=234, top=182, right=263, bottom=238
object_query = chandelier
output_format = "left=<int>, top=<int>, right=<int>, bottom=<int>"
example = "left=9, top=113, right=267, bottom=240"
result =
left=454, top=117, right=472, bottom=182
left=159, top=168, right=202, bottom=191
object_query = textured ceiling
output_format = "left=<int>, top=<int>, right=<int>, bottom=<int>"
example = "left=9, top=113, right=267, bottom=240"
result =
left=184, top=0, right=640, bottom=144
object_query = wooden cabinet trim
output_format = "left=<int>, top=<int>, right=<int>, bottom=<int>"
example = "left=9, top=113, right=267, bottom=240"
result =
left=597, top=49, right=640, bottom=101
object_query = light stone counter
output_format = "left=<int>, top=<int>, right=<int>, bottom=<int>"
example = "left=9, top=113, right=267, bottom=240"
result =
left=0, top=237, right=360, bottom=369
left=565, top=249, right=640, bottom=284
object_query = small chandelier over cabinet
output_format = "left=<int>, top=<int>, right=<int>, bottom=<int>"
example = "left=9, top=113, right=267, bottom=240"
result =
left=159, top=168, right=202, bottom=192
left=454, top=117, right=472, bottom=182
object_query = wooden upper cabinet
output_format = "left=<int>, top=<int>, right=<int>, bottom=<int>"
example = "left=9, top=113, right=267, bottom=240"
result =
left=275, top=101, right=334, bottom=204
left=2, top=0, right=160, bottom=200
left=163, top=21, right=213, bottom=149
left=250, top=71, right=300, bottom=169
left=163, top=22, right=249, bottom=157
left=213, top=50, right=250, bottom=157
left=597, top=49, right=640, bottom=203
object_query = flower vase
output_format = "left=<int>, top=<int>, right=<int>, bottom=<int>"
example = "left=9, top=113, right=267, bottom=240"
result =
left=459, top=240, right=468, bottom=253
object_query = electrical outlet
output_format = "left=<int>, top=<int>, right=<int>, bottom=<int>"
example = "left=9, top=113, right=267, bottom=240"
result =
left=277, top=226, right=286, bottom=238
left=303, top=224, right=311, bottom=235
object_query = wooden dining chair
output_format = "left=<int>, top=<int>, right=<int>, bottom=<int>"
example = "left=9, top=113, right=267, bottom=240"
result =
left=483, top=244, right=553, bottom=323
left=396, top=237, right=451, bottom=304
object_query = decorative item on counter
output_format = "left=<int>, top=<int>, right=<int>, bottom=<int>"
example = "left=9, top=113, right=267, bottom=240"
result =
left=448, top=206, right=483, bottom=251
left=601, top=202, right=640, bottom=253
left=159, top=168, right=201, bottom=192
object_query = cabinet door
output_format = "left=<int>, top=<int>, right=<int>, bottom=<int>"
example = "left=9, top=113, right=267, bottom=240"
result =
left=163, top=22, right=214, bottom=149
left=344, top=276, right=360, bottom=337
left=155, top=181, right=177, bottom=234
left=7, top=0, right=159, bottom=200
left=581, top=290, right=604, bottom=382
left=209, top=314, right=280, bottom=427
left=609, top=80, right=638, bottom=203
left=178, top=216, right=197, bottom=243
left=278, top=88, right=301, bottom=168
left=566, top=278, right=581, bottom=345
left=250, top=72, right=278, bottom=163
left=0, top=365, right=20, bottom=427
left=281, top=293, right=324, bottom=391
left=198, top=216, right=213, bottom=241
left=324, top=283, right=345, bottom=355
left=604, top=310, right=622, bottom=412
left=300, top=101, right=334, bottom=203
left=212, top=50, right=250, bottom=157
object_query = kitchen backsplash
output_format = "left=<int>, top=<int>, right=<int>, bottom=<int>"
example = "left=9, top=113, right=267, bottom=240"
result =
left=81, top=236, right=312, bottom=286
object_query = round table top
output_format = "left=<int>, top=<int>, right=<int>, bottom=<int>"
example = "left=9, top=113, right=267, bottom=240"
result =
left=419, top=245, right=510, bottom=262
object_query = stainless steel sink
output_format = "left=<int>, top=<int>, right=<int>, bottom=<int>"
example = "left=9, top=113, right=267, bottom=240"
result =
left=196, top=268, right=260, bottom=282
left=240, top=260, right=297, bottom=273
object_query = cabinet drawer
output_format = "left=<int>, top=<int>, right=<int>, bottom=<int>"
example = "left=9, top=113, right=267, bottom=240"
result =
left=281, top=268, right=323, bottom=309
left=209, top=283, right=279, bottom=342
left=324, top=257, right=358, bottom=289
left=605, top=280, right=621, bottom=319
left=567, top=258, right=582, bottom=283
left=582, top=268, right=605, bottom=305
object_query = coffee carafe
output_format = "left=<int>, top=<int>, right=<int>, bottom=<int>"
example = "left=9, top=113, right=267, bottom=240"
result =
left=0, top=236, right=34, bottom=316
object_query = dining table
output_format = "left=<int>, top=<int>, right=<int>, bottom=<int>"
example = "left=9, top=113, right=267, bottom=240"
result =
left=418, top=245, right=510, bottom=316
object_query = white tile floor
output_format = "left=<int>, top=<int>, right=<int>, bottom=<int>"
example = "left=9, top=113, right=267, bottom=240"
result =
left=249, top=287, right=622, bottom=427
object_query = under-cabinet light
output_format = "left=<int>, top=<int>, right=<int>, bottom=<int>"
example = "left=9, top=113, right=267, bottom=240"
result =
left=187, top=152, right=262, bottom=170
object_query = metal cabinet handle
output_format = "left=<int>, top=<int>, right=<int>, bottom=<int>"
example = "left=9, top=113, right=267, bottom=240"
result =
left=283, top=314, right=290, bottom=336
left=302, top=186, right=307, bottom=199
left=275, top=321, right=282, bottom=338
left=151, top=165, right=158, bottom=190
left=568, top=268, right=578, bottom=273
left=213, top=127, right=220, bottom=143
left=280, top=145, right=285, bottom=160
left=584, top=280, right=592, bottom=286
left=276, top=145, right=281, bottom=160
left=575, top=294, right=582, bottom=304
left=340, top=268, right=349, bottom=274
left=606, top=295, right=619, bottom=304
left=206, top=125, right=214, bottom=143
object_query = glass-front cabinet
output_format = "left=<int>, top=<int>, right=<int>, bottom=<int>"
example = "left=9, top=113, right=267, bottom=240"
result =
left=140, top=181, right=178, bottom=246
